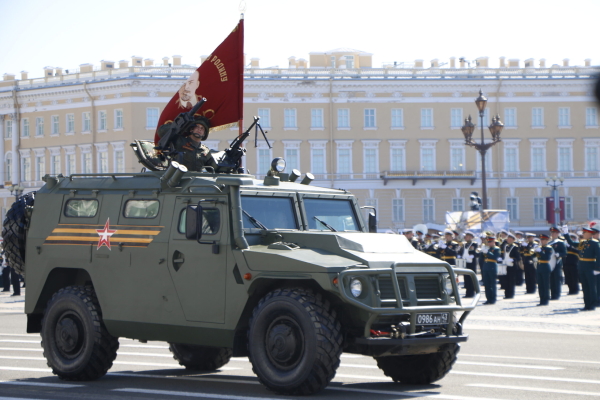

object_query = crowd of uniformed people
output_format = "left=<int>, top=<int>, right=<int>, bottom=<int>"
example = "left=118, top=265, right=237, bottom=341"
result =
left=402, top=225, right=600, bottom=311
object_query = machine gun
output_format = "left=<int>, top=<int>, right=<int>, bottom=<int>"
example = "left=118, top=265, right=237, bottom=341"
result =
left=216, top=116, right=271, bottom=173
left=156, top=97, right=207, bottom=157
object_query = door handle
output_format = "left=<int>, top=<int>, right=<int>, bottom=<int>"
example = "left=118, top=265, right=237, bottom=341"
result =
left=172, top=250, right=185, bottom=272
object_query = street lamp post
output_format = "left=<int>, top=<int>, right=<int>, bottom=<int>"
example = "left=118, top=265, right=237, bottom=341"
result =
left=7, top=184, right=24, bottom=202
left=461, top=89, right=504, bottom=210
left=546, top=176, right=564, bottom=225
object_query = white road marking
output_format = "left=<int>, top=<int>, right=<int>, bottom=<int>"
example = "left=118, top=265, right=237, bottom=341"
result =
left=452, top=371, right=600, bottom=385
left=0, top=356, right=44, bottom=361
left=467, top=325, right=600, bottom=336
left=0, top=334, right=40, bottom=338
left=0, top=366, right=50, bottom=372
left=328, top=386, right=507, bottom=400
left=456, top=361, right=563, bottom=370
left=0, top=397, right=52, bottom=400
left=461, top=353, right=600, bottom=366
left=467, top=383, right=600, bottom=397
left=0, top=340, right=39, bottom=344
left=338, top=363, right=377, bottom=369
left=121, top=344, right=169, bottom=349
left=113, top=388, right=285, bottom=400
left=0, top=348, right=41, bottom=352
left=0, top=381, right=83, bottom=388
left=117, top=351, right=173, bottom=358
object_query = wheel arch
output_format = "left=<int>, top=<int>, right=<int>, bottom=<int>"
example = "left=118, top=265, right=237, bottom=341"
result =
left=27, top=268, right=93, bottom=333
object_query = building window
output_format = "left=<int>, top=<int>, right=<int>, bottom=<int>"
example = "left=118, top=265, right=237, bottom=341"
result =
left=532, top=147, right=545, bottom=172
left=423, top=198, right=434, bottom=222
left=146, top=108, right=159, bottom=128
left=586, top=146, right=598, bottom=171
left=115, top=150, right=125, bottom=173
left=558, top=107, right=570, bottom=127
left=66, top=154, right=76, bottom=176
left=284, top=108, right=297, bottom=128
left=534, top=198, right=546, bottom=220
left=311, top=108, right=324, bottom=128
left=565, top=197, right=573, bottom=220
left=285, top=148, right=299, bottom=172
left=98, top=111, right=107, bottom=131
left=482, top=109, right=490, bottom=126
left=505, top=147, right=518, bottom=172
left=330, top=56, right=335, bottom=68
left=532, top=107, right=544, bottom=127
left=98, top=151, right=108, bottom=173
left=51, top=116, right=59, bottom=135
left=337, top=149, right=351, bottom=173
left=66, top=114, right=75, bottom=134
left=586, top=107, right=598, bottom=127
left=5, top=153, right=12, bottom=182
left=391, top=147, right=405, bottom=171
left=558, top=146, right=572, bottom=171
left=35, top=155, right=45, bottom=181
left=345, top=55, right=354, bottom=69
left=421, top=148, right=435, bottom=171
left=477, top=152, right=493, bottom=172
left=450, top=108, right=463, bottom=128
left=507, top=198, right=518, bottom=220
left=392, top=198, right=404, bottom=222
left=589, top=197, right=599, bottom=220
left=337, top=109, right=349, bottom=128
left=22, top=118, right=29, bottom=137
left=82, top=112, right=91, bottom=132
left=364, top=148, right=377, bottom=173
left=5, top=120, right=12, bottom=139
left=257, top=108, right=271, bottom=128
left=257, top=148, right=271, bottom=175
left=450, top=148, right=465, bottom=171
left=364, top=109, right=376, bottom=128
left=421, top=108, right=433, bottom=128
left=82, top=153, right=92, bottom=174
left=114, top=109, right=123, bottom=129
left=51, top=154, right=61, bottom=175
left=21, top=157, right=31, bottom=182
left=35, top=117, right=44, bottom=136
left=391, top=109, right=404, bottom=128
left=452, top=198, right=464, bottom=212
left=504, top=108, right=516, bottom=127
left=311, top=148, right=325, bottom=174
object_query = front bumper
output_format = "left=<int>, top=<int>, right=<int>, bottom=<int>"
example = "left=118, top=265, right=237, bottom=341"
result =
left=347, top=334, right=469, bottom=357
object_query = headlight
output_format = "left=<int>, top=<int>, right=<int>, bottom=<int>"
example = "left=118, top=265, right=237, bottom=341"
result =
left=444, top=276, right=453, bottom=295
left=271, top=157, right=286, bottom=173
left=350, top=278, right=362, bottom=297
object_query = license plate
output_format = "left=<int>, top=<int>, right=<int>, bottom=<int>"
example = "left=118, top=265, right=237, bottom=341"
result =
left=416, top=313, right=449, bottom=325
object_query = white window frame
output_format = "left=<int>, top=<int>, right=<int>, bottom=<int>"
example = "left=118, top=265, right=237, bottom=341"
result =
left=557, top=139, right=574, bottom=172
left=364, top=109, right=376, bottom=129
left=95, top=143, right=109, bottom=173
left=507, top=197, right=519, bottom=221
left=449, top=140, right=465, bottom=171
left=392, top=198, right=404, bottom=223
left=255, top=141, right=273, bottom=177
left=558, top=107, right=571, bottom=128
left=49, top=147, right=61, bottom=175
left=423, top=198, right=435, bottom=223
left=565, top=196, right=573, bottom=220
left=420, top=108, right=434, bottom=129
left=51, top=115, right=59, bottom=136
left=257, top=108, right=271, bottom=128
left=33, top=149, right=45, bottom=181
left=391, top=108, right=404, bottom=129
left=362, top=140, right=380, bottom=174
left=63, top=146, right=76, bottom=176
left=98, top=111, right=107, bottom=132
left=503, top=139, right=520, bottom=173
left=419, top=140, right=437, bottom=171
left=335, top=140, right=354, bottom=174
left=532, top=107, right=544, bottom=128
left=337, top=108, right=350, bottom=129
left=35, top=117, right=44, bottom=137
left=584, top=139, right=600, bottom=172
left=5, top=152, right=12, bottom=182
left=450, top=108, right=463, bottom=129
left=309, top=140, right=327, bottom=175
left=21, top=118, right=29, bottom=138
left=5, top=119, right=12, bottom=139
left=452, top=198, right=464, bottom=212
left=79, top=145, right=93, bottom=174
left=588, top=196, right=599, bottom=220
left=111, top=141, right=126, bottom=173
left=586, top=107, right=598, bottom=128
left=345, top=55, right=355, bottom=69
left=282, top=140, right=301, bottom=173
left=66, top=113, right=75, bottom=134
left=20, top=150, right=31, bottom=182
left=504, top=107, right=517, bottom=128
left=533, top=197, right=546, bottom=220
left=310, top=108, right=324, bottom=130
left=529, top=139, right=548, bottom=172
left=389, top=140, right=407, bottom=172
left=283, top=108, right=297, bottom=130
left=82, top=112, right=91, bottom=133
left=145, top=108, right=159, bottom=130
left=114, top=109, right=123, bottom=130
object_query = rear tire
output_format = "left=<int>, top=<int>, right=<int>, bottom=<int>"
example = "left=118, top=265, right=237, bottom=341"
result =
left=248, top=288, right=342, bottom=395
left=375, top=343, right=460, bottom=384
left=2, top=191, right=35, bottom=276
left=168, top=343, right=232, bottom=370
left=41, top=285, right=119, bottom=380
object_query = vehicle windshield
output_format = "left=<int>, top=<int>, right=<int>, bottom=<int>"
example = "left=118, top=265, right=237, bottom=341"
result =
left=304, top=198, right=360, bottom=232
left=241, top=196, right=298, bottom=230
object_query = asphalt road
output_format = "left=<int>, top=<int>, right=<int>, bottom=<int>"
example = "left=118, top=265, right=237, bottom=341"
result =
left=1, top=285, right=599, bottom=400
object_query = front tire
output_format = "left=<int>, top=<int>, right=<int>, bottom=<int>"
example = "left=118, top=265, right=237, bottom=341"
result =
left=248, top=288, right=342, bottom=395
left=375, top=343, right=460, bottom=384
left=168, top=343, right=232, bottom=370
left=41, top=286, right=119, bottom=380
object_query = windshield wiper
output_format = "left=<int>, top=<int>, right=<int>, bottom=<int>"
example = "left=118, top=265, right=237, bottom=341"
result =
left=313, top=216, right=337, bottom=232
left=243, top=210, right=268, bottom=230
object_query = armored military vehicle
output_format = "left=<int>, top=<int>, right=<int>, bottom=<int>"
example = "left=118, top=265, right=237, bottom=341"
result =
left=3, top=150, right=480, bottom=395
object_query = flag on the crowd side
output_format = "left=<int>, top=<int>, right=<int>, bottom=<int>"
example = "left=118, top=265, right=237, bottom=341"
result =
left=446, top=210, right=510, bottom=236
left=154, top=18, right=244, bottom=144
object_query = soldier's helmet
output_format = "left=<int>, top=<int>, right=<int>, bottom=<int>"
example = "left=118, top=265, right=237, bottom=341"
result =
left=192, top=115, right=211, bottom=140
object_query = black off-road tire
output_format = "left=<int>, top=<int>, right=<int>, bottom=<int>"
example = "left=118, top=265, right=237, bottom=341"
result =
left=248, top=288, right=342, bottom=395
left=168, top=343, right=232, bottom=370
left=375, top=343, right=460, bottom=384
left=41, top=286, right=119, bottom=380
left=1, top=191, right=35, bottom=276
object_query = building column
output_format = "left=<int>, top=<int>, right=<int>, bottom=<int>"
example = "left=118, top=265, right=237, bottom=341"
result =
left=11, top=113, right=20, bottom=184
left=0, top=114, right=4, bottom=185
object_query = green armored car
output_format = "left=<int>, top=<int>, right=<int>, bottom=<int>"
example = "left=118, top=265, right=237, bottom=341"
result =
left=3, top=156, right=480, bottom=395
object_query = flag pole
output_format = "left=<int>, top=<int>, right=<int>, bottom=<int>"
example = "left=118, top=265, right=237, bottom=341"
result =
left=238, top=14, right=244, bottom=138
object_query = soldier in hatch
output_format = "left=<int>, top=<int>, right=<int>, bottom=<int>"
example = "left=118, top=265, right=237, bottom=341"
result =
left=157, top=115, right=218, bottom=172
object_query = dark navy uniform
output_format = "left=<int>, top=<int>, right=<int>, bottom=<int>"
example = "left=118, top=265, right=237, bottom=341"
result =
left=439, top=240, right=460, bottom=266
left=521, top=238, right=538, bottom=294
left=461, top=239, right=479, bottom=298
left=479, top=240, right=501, bottom=304
left=501, top=240, right=522, bottom=299
left=549, top=233, right=567, bottom=300
left=535, top=241, right=553, bottom=306
left=563, top=234, right=581, bottom=295
left=573, top=233, right=600, bottom=310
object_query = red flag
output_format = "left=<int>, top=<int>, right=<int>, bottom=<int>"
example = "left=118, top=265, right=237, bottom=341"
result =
left=154, top=19, right=244, bottom=144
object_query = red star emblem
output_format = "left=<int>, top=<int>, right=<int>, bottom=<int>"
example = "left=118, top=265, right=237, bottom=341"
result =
left=96, top=218, right=117, bottom=250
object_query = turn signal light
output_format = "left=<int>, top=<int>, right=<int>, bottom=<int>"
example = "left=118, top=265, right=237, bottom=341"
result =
left=332, top=278, right=339, bottom=286
left=244, top=273, right=252, bottom=280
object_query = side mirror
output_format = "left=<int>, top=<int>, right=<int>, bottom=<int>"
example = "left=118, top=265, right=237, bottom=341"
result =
left=368, top=212, right=377, bottom=233
left=185, top=203, right=204, bottom=241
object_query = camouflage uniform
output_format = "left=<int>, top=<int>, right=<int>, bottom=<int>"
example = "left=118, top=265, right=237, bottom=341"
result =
left=158, top=123, right=218, bottom=172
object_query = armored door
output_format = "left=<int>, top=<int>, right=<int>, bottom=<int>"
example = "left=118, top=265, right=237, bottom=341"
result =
left=167, top=197, right=228, bottom=323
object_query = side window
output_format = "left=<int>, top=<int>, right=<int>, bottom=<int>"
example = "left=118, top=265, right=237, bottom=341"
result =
left=64, top=199, right=99, bottom=217
left=123, top=200, right=160, bottom=218
left=178, top=208, right=220, bottom=236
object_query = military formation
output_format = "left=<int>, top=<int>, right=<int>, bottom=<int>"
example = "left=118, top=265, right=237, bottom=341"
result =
left=402, top=225, right=600, bottom=310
